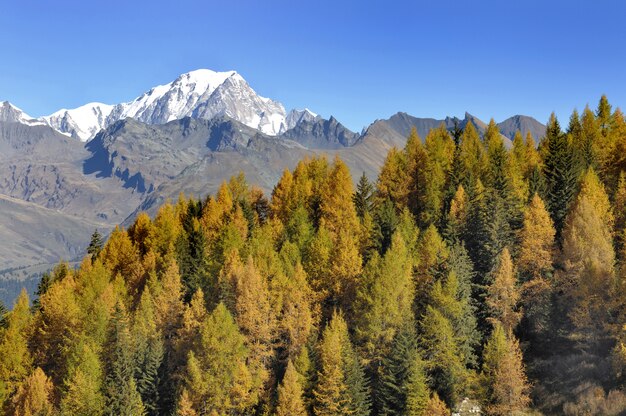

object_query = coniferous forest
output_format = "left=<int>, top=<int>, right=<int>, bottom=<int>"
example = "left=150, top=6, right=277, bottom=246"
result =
left=2, top=96, right=626, bottom=416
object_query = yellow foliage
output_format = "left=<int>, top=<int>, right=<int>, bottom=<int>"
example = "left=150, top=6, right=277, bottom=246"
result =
left=11, top=368, right=54, bottom=416
left=486, top=249, right=522, bottom=334
left=518, top=194, right=556, bottom=279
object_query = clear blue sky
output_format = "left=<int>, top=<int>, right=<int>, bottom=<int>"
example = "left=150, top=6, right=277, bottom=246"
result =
left=1, top=0, right=625, bottom=132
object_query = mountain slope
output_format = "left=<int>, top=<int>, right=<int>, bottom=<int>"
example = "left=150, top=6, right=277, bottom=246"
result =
left=0, top=121, right=142, bottom=223
left=0, top=193, right=108, bottom=270
left=281, top=115, right=359, bottom=149
left=497, top=115, right=546, bottom=141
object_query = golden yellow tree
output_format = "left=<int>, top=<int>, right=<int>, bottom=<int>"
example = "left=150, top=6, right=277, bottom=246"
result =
left=101, top=226, right=145, bottom=298
left=377, top=147, right=409, bottom=209
left=559, top=168, right=615, bottom=343
left=424, top=393, right=450, bottom=416
left=320, top=156, right=359, bottom=237
left=11, top=368, right=54, bottom=416
left=273, top=263, right=315, bottom=360
left=459, top=122, right=487, bottom=182
left=518, top=194, right=556, bottom=279
left=275, top=360, right=307, bottom=416
left=0, top=290, right=33, bottom=410
left=486, top=248, right=522, bottom=334
left=231, top=256, right=276, bottom=386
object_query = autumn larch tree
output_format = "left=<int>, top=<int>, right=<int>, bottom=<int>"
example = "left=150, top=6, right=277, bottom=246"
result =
left=276, top=360, right=307, bottom=416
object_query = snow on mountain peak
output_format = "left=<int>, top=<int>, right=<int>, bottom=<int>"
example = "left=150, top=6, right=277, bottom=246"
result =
left=283, top=108, right=321, bottom=132
left=42, top=102, right=114, bottom=141
left=0, top=101, right=45, bottom=126
left=19, top=69, right=302, bottom=140
left=114, top=69, right=241, bottom=125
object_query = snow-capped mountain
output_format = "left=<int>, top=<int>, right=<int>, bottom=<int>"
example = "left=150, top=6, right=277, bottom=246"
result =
left=190, top=72, right=286, bottom=136
left=0, top=101, right=44, bottom=126
left=39, top=69, right=290, bottom=141
left=42, top=103, right=114, bottom=141
left=283, top=108, right=320, bottom=132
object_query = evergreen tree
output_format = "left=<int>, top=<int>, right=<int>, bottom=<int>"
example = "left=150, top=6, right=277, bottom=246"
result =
left=542, top=113, right=579, bottom=240
left=103, top=303, right=145, bottom=416
left=420, top=305, right=466, bottom=407
left=60, top=342, right=105, bottom=416
left=596, top=94, right=613, bottom=135
left=87, top=229, right=104, bottom=262
left=372, top=198, right=399, bottom=255
left=578, top=106, right=599, bottom=170
left=136, top=336, right=163, bottom=416
left=527, top=165, right=547, bottom=203
left=614, top=171, right=626, bottom=258
left=447, top=243, right=480, bottom=368
left=176, top=208, right=208, bottom=301
left=465, top=180, right=513, bottom=291
left=378, top=324, right=429, bottom=415
left=353, top=172, right=375, bottom=219
left=355, top=232, right=414, bottom=364
left=404, top=127, right=429, bottom=221
left=342, top=338, right=371, bottom=416
left=0, top=301, right=6, bottom=329
left=133, top=287, right=163, bottom=416
left=567, top=108, right=582, bottom=139
left=446, top=123, right=468, bottom=206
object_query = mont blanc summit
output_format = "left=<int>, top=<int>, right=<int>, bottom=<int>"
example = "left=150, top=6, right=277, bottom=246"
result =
left=38, top=69, right=290, bottom=141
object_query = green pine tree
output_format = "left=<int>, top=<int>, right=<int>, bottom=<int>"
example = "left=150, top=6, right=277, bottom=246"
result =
left=542, top=113, right=579, bottom=240
left=378, top=324, right=429, bottom=415
left=104, top=303, right=145, bottom=416
left=87, top=229, right=105, bottom=262
left=353, top=172, right=375, bottom=219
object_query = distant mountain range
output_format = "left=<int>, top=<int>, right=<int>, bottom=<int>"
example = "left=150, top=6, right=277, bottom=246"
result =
left=0, top=69, right=548, bottom=305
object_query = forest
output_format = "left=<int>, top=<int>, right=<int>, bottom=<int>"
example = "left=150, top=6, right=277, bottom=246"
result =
left=1, top=95, right=626, bottom=416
